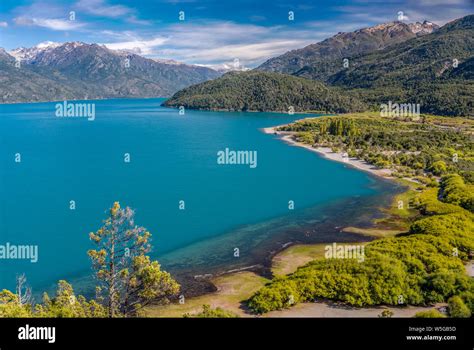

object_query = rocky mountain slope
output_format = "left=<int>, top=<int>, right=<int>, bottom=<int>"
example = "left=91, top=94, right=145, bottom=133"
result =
left=257, top=21, right=439, bottom=81
left=0, top=42, right=220, bottom=103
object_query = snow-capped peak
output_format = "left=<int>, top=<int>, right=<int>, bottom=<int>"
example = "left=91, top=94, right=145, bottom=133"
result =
left=8, top=41, right=86, bottom=62
left=35, top=41, right=62, bottom=49
left=9, top=41, right=60, bottom=61
left=354, top=20, right=439, bottom=36
left=407, top=20, right=439, bottom=34
left=203, top=61, right=250, bottom=73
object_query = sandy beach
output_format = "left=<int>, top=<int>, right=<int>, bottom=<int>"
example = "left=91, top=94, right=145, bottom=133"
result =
left=262, top=125, right=393, bottom=178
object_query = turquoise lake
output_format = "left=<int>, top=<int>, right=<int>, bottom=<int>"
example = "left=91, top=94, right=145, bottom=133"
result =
left=0, top=98, right=401, bottom=294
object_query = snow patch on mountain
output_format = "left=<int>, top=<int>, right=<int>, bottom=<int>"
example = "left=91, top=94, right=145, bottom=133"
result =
left=9, top=41, right=62, bottom=61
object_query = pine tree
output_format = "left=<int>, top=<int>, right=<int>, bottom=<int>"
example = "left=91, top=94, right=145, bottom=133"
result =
left=88, top=202, right=180, bottom=317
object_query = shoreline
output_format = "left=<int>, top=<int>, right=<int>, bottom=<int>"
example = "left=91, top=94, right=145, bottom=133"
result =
left=0, top=96, right=170, bottom=106
left=158, top=191, right=390, bottom=296
left=262, top=125, right=393, bottom=179
left=145, top=120, right=409, bottom=317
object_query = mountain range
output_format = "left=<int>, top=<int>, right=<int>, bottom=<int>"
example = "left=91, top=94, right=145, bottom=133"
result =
left=165, top=15, right=474, bottom=116
left=0, top=42, right=220, bottom=103
left=257, top=20, right=439, bottom=81
left=1, top=15, right=473, bottom=116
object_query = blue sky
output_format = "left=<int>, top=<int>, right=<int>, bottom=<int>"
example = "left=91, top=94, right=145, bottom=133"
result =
left=0, top=0, right=472, bottom=68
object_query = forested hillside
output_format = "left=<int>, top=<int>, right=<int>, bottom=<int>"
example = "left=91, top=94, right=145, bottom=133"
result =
left=164, top=71, right=367, bottom=113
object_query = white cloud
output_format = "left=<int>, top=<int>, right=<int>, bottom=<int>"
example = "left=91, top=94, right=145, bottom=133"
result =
left=164, top=40, right=311, bottom=67
left=14, top=16, right=85, bottom=31
left=102, top=36, right=169, bottom=55
left=12, top=1, right=67, bottom=18
left=75, top=0, right=150, bottom=24
left=98, top=21, right=318, bottom=67
left=11, top=1, right=86, bottom=31
left=76, top=0, right=132, bottom=18
left=0, top=21, right=8, bottom=28
left=126, top=15, right=152, bottom=25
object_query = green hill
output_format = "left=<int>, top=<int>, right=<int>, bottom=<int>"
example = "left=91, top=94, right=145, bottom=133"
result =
left=163, top=71, right=367, bottom=113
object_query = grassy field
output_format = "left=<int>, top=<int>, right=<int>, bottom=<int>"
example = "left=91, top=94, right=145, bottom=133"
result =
left=271, top=244, right=329, bottom=276
left=373, top=178, right=422, bottom=231
left=342, top=227, right=403, bottom=238
left=142, top=271, right=268, bottom=317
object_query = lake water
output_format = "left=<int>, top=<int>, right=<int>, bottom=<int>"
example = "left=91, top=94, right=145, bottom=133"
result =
left=0, top=98, right=400, bottom=294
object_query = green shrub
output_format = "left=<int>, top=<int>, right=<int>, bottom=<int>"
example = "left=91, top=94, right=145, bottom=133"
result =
left=440, top=174, right=474, bottom=212
left=448, top=296, right=472, bottom=318
left=183, top=305, right=239, bottom=318
left=414, top=310, right=446, bottom=318
left=248, top=207, right=474, bottom=314
left=430, top=161, right=447, bottom=176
